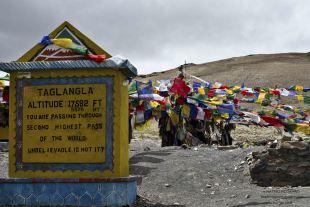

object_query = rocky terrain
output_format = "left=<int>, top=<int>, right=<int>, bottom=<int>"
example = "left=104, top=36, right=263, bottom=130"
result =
left=0, top=131, right=310, bottom=207
left=129, top=138, right=310, bottom=207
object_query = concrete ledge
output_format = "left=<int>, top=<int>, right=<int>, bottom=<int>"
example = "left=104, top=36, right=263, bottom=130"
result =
left=0, top=176, right=137, bottom=206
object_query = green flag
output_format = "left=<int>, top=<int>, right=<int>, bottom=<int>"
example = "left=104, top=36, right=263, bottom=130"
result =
left=304, top=96, right=310, bottom=104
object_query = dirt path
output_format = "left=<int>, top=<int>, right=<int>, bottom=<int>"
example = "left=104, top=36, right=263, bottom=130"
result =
left=129, top=139, right=310, bottom=207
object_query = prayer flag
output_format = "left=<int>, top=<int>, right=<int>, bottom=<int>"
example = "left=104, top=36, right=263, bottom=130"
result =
left=261, top=115, right=284, bottom=127
left=170, top=78, right=190, bottom=97
left=256, top=92, right=266, bottom=104
left=196, top=107, right=205, bottom=120
left=296, top=95, right=304, bottom=101
left=181, top=104, right=190, bottom=118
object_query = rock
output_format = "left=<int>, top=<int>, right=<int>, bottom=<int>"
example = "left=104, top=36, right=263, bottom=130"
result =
left=234, top=141, right=243, bottom=147
left=181, top=144, right=190, bottom=149
left=242, top=142, right=250, bottom=148
left=253, top=140, right=268, bottom=146
left=164, top=183, right=171, bottom=187
left=193, top=147, right=198, bottom=151
left=210, top=191, right=215, bottom=195
left=144, top=147, right=151, bottom=151
left=292, top=136, right=301, bottom=141
left=269, top=141, right=278, bottom=148
left=249, top=141, right=310, bottom=187
left=230, top=195, right=236, bottom=198
left=199, top=144, right=209, bottom=148
left=217, top=145, right=238, bottom=150
left=206, top=184, right=212, bottom=188
left=282, top=133, right=292, bottom=141
left=280, top=141, right=308, bottom=150
left=245, top=194, right=250, bottom=198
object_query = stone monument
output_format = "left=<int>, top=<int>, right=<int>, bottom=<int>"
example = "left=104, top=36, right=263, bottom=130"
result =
left=0, top=21, right=137, bottom=206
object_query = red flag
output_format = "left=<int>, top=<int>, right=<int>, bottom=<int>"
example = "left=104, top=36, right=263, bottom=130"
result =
left=204, top=109, right=212, bottom=119
left=86, top=54, right=106, bottom=63
left=169, top=78, right=190, bottom=97
left=207, top=89, right=215, bottom=98
left=233, top=98, right=239, bottom=105
left=241, top=90, right=254, bottom=97
left=260, top=115, right=284, bottom=127
left=219, top=85, right=229, bottom=90
left=270, top=89, right=280, bottom=96
left=176, top=97, right=185, bottom=105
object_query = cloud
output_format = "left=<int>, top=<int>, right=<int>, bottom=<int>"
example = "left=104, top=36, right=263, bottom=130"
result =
left=0, top=0, right=310, bottom=74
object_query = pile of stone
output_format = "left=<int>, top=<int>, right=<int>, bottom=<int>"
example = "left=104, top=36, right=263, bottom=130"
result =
left=249, top=141, right=310, bottom=187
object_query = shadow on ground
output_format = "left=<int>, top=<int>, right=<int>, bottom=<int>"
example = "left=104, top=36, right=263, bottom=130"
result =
left=132, top=196, right=186, bottom=207
left=129, top=151, right=171, bottom=177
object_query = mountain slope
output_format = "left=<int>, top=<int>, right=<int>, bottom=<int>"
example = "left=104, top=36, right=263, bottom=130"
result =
left=139, top=53, right=310, bottom=87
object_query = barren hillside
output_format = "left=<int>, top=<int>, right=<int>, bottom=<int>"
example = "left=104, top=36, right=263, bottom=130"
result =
left=139, top=53, right=310, bottom=87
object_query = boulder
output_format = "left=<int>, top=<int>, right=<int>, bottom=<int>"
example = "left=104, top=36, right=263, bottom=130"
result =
left=249, top=141, right=310, bottom=187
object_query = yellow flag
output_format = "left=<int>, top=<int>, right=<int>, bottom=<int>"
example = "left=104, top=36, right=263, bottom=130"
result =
left=152, top=109, right=160, bottom=117
left=221, top=113, right=230, bottom=119
left=296, top=95, right=304, bottom=101
left=295, top=85, right=304, bottom=92
left=210, top=100, right=223, bottom=105
left=135, top=119, right=152, bottom=131
left=256, top=92, right=266, bottom=104
left=225, top=89, right=233, bottom=95
left=210, top=97, right=223, bottom=105
left=198, top=87, right=205, bottom=95
left=182, top=104, right=190, bottom=118
left=214, top=116, right=223, bottom=123
left=232, top=86, right=241, bottom=91
left=170, top=111, right=179, bottom=125
left=150, top=100, right=159, bottom=108
left=294, top=124, right=310, bottom=135
left=51, top=38, right=73, bottom=48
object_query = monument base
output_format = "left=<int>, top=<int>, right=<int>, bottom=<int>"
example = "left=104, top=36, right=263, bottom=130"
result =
left=0, top=177, right=137, bottom=206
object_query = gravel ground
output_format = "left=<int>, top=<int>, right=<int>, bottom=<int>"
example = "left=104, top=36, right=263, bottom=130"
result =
left=129, top=139, right=310, bottom=207
left=0, top=138, right=309, bottom=207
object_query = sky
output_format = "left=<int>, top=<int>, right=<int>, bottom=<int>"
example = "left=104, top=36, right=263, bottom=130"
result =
left=0, top=0, right=310, bottom=75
